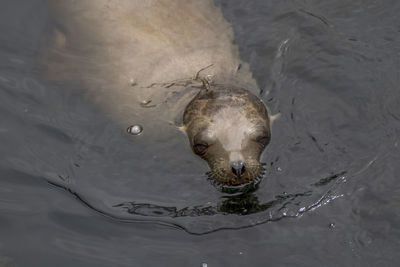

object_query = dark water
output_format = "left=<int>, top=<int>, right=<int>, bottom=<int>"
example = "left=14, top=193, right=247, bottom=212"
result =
left=1, top=0, right=400, bottom=266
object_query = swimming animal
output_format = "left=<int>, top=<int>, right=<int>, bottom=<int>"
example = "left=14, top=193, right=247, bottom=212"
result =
left=41, top=0, right=274, bottom=188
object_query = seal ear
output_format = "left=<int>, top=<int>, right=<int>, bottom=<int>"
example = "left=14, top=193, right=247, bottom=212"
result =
left=269, top=113, right=281, bottom=125
left=265, top=105, right=280, bottom=126
left=177, top=125, right=187, bottom=134
left=168, top=121, right=187, bottom=135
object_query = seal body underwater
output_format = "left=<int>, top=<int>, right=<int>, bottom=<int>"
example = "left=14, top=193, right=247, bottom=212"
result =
left=41, top=0, right=273, bottom=188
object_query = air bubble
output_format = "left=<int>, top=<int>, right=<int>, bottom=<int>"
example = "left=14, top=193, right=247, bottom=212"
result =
left=127, top=124, right=143, bottom=135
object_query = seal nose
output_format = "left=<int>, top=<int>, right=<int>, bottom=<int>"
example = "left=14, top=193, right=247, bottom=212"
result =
left=230, top=161, right=246, bottom=179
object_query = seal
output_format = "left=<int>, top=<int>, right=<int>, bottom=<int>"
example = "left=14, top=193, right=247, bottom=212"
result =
left=183, top=84, right=270, bottom=187
left=40, top=0, right=274, bottom=188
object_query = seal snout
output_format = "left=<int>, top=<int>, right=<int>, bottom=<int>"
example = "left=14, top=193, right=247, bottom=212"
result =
left=230, top=161, right=246, bottom=179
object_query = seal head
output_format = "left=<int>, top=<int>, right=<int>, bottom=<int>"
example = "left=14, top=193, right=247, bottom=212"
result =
left=183, top=85, right=270, bottom=187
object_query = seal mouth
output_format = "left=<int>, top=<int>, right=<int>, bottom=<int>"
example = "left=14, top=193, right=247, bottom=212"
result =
left=206, top=163, right=266, bottom=194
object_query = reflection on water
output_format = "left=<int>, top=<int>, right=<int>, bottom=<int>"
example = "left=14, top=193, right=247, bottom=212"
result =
left=47, top=170, right=346, bottom=234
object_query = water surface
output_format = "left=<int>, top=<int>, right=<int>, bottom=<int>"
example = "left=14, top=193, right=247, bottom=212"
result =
left=1, top=0, right=399, bottom=266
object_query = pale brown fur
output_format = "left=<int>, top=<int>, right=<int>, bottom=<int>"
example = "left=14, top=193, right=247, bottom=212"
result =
left=41, top=0, right=258, bottom=121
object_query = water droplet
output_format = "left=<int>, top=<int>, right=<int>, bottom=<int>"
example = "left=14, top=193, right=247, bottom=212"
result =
left=202, top=263, right=208, bottom=267
left=329, top=223, right=335, bottom=229
left=127, top=125, right=143, bottom=135
left=277, top=167, right=282, bottom=172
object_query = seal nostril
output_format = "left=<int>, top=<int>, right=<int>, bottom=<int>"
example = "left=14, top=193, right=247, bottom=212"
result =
left=231, top=167, right=238, bottom=176
left=230, top=161, right=246, bottom=179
